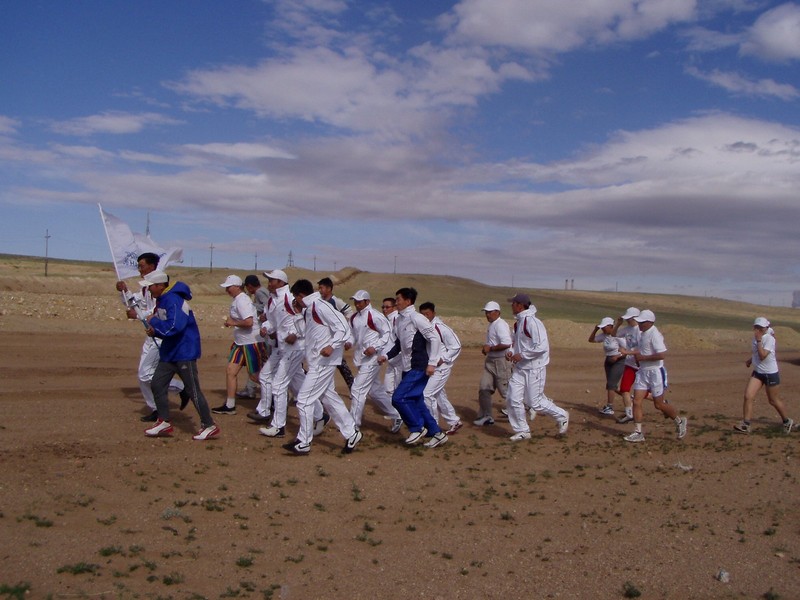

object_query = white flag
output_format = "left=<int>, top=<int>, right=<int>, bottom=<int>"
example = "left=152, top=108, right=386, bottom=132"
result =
left=99, top=204, right=183, bottom=279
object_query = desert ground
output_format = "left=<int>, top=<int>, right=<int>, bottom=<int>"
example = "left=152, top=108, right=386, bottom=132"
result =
left=0, top=259, right=798, bottom=599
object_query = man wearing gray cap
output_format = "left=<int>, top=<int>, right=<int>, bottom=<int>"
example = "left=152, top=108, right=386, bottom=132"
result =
left=505, top=293, right=569, bottom=441
left=474, top=301, right=512, bottom=426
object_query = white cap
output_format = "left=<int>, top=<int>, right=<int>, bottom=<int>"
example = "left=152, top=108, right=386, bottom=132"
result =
left=139, top=270, right=168, bottom=287
left=483, top=301, right=501, bottom=312
left=350, top=290, right=370, bottom=301
left=597, top=317, right=615, bottom=328
left=220, top=274, right=243, bottom=288
left=634, top=309, right=656, bottom=323
left=621, top=307, right=640, bottom=320
left=754, top=317, right=770, bottom=328
left=263, top=269, right=288, bottom=283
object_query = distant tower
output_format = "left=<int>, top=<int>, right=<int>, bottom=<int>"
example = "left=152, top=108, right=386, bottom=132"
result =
left=565, top=279, right=569, bottom=290
left=287, top=250, right=295, bottom=267
left=570, top=278, right=575, bottom=290
left=793, top=290, right=800, bottom=308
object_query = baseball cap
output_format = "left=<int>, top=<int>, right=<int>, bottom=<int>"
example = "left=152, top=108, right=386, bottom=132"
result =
left=263, top=269, right=288, bottom=283
left=508, top=293, right=531, bottom=305
left=754, top=317, right=770, bottom=328
left=634, top=309, right=656, bottom=323
left=139, top=270, right=168, bottom=287
left=220, top=274, right=243, bottom=288
left=350, top=290, right=371, bottom=301
left=597, top=317, right=615, bottom=328
left=621, top=307, right=640, bottom=320
left=483, top=301, right=501, bottom=312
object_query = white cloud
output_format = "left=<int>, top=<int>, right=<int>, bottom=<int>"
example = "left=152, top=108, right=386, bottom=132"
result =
left=181, top=142, right=296, bottom=161
left=50, top=111, right=183, bottom=136
left=444, top=0, right=697, bottom=53
left=741, top=2, right=800, bottom=61
left=685, top=66, right=800, bottom=100
left=0, top=115, right=20, bottom=135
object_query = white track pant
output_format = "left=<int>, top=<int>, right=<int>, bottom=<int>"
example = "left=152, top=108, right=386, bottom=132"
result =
left=506, top=366, right=567, bottom=434
left=296, top=364, right=356, bottom=446
left=423, top=363, right=460, bottom=427
left=256, top=350, right=281, bottom=417
left=350, top=362, right=401, bottom=427
left=268, top=349, right=305, bottom=428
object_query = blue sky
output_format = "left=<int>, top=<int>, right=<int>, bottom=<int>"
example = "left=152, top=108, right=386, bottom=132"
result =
left=2, top=0, right=799, bottom=306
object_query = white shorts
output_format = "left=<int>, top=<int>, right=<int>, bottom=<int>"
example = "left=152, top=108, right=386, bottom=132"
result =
left=633, top=367, right=668, bottom=398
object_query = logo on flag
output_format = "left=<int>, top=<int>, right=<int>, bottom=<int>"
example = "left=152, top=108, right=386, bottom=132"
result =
left=99, top=204, right=183, bottom=279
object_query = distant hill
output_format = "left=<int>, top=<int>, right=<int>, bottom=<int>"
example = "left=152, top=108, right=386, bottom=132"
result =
left=2, top=253, right=798, bottom=334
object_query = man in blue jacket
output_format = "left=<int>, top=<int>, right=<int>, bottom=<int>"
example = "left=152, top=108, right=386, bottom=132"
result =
left=140, top=271, right=219, bottom=441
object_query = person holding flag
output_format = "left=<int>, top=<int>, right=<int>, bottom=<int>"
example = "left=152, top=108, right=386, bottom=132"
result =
left=99, top=205, right=186, bottom=422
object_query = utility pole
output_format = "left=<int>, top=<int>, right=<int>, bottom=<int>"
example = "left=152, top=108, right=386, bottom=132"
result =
left=254, top=252, right=258, bottom=271
left=44, top=229, right=51, bottom=277
left=287, top=250, right=294, bottom=267
left=145, top=211, right=151, bottom=237
left=209, top=243, right=214, bottom=273
left=313, top=255, right=316, bottom=271
left=393, top=256, right=397, bottom=274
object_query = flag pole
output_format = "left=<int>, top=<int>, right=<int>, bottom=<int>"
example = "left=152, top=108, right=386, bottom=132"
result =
left=99, top=203, right=149, bottom=331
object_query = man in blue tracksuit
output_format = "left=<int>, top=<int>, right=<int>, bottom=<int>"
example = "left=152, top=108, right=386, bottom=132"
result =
left=140, top=271, right=219, bottom=441
left=379, top=287, right=447, bottom=448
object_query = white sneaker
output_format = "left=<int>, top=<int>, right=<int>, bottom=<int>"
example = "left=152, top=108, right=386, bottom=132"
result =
left=404, top=428, right=427, bottom=445
left=259, top=425, right=285, bottom=438
left=616, top=413, right=634, bottom=424
left=342, top=430, right=363, bottom=454
left=599, top=404, right=615, bottom=416
left=389, top=418, right=403, bottom=434
left=473, top=415, right=494, bottom=426
left=558, top=412, right=570, bottom=435
left=783, top=418, right=794, bottom=434
left=445, top=421, right=463, bottom=435
left=193, top=425, right=220, bottom=441
left=676, top=416, right=688, bottom=439
left=144, top=419, right=173, bottom=437
left=528, top=407, right=537, bottom=421
left=624, top=431, right=645, bottom=443
left=423, top=432, right=448, bottom=448
left=510, top=431, right=531, bottom=442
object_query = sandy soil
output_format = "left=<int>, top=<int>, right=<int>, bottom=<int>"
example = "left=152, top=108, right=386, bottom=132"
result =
left=0, top=289, right=798, bottom=600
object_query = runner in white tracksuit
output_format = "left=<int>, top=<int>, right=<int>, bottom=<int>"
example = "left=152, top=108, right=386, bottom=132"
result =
left=347, top=290, right=403, bottom=430
left=381, top=298, right=403, bottom=394
left=505, top=294, right=569, bottom=440
left=282, top=281, right=361, bottom=454
left=419, top=303, right=462, bottom=434
left=257, top=271, right=308, bottom=437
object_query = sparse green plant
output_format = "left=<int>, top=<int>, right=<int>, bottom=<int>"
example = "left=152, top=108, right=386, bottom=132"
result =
left=162, top=572, right=185, bottom=585
left=622, top=581, right=641, bottom=598
left=0, top=582, right=32, bottom=599
left=351, top=483, right=363, bottom=502
left=98, top=545, right=124, bottom=557
left=236, top=556, right=254, bottom=568
left=57, top=562, right=100, bottom=575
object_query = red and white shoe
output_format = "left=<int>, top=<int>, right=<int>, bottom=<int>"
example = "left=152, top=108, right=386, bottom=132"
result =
left=145, top=419, right=173, bottom=437
left=193, top=425, right=221, bottom=441
left=445, top=421, right=463, bottom=435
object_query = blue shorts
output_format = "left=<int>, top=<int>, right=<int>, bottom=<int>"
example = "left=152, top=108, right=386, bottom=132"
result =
left=752, top=371, right=780, bottom=387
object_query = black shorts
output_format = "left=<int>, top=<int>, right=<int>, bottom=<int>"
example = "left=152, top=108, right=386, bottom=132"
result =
left=604, top=357, right=625, bottom=390
left=752, top=371, right=780, bottom=387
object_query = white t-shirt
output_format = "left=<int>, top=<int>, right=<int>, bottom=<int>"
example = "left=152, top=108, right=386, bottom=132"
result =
left=617, top=324, right=641, bottom=369
left=485, top=317, right=512, bottom=359
left=752, top=333, right=778, bottom=374
left=637, top=325, right=666, bottom=370
left=230, top=292, right=259, bottom=346
left=595, top=332, right=625, bottom=357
